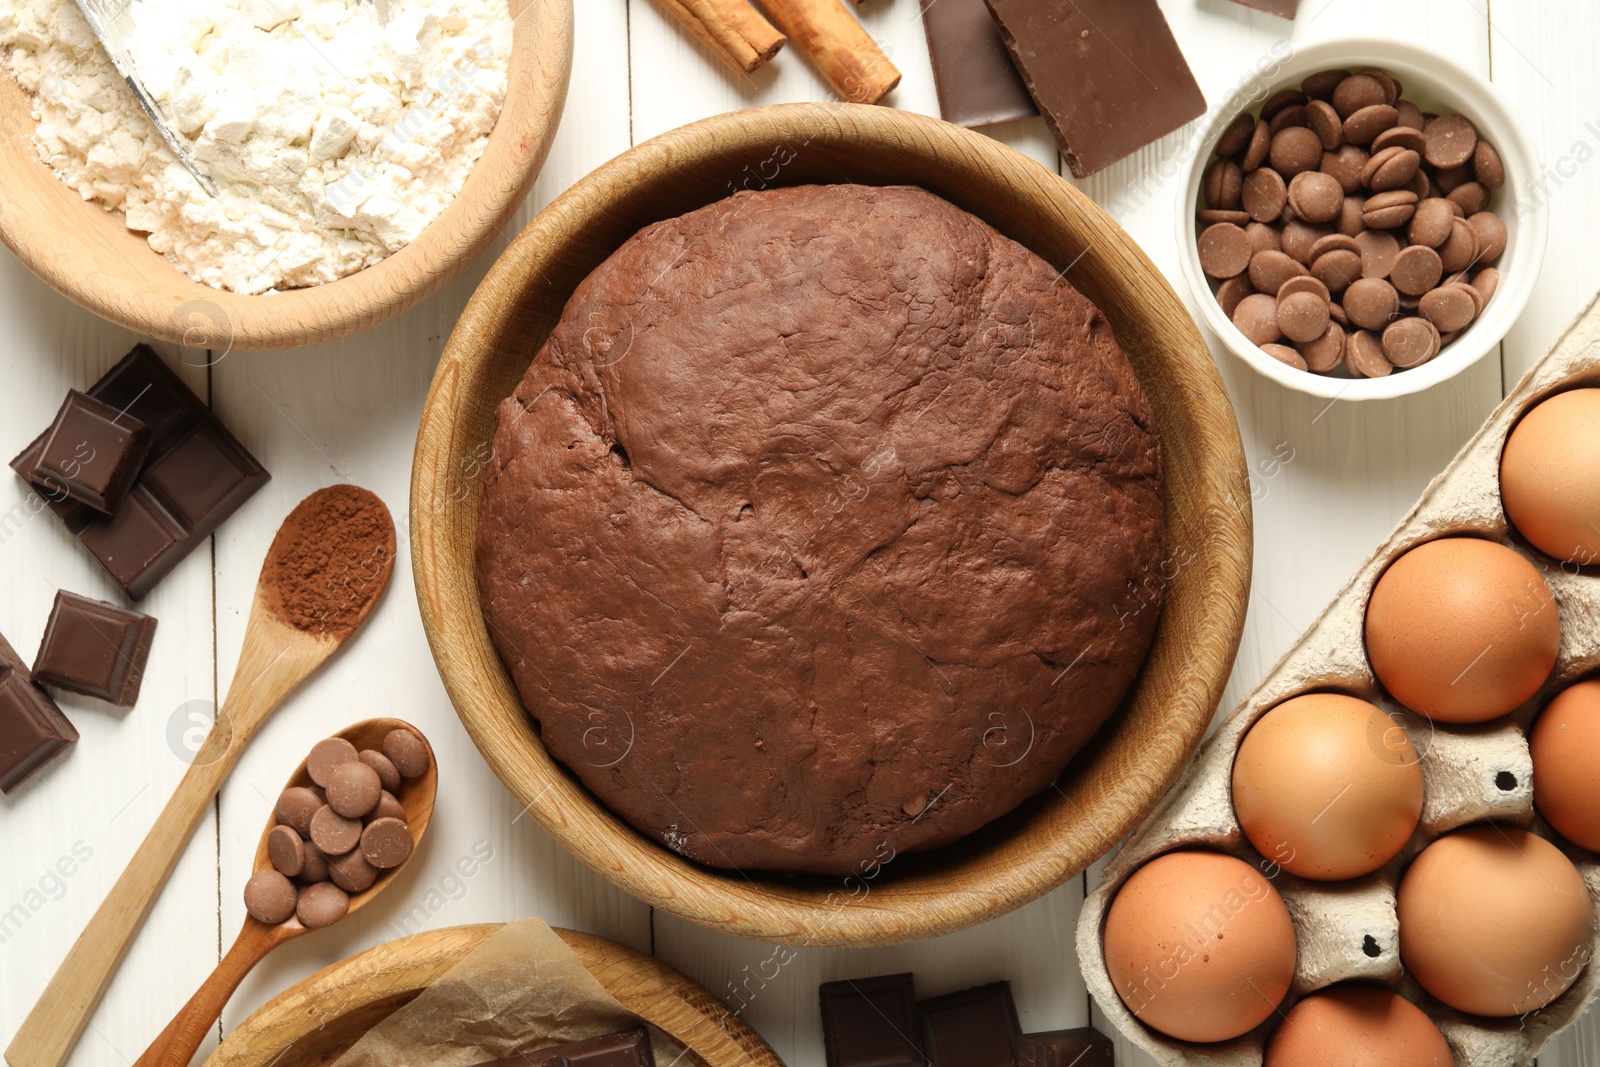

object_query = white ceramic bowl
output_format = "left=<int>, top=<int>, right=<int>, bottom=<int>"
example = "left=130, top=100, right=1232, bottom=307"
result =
left=1176, top=37, right=1547, bottom=400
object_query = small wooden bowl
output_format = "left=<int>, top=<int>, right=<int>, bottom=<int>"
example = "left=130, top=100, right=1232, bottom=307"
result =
left=0, top=0, right=572, bottom=351
left=412, top=104, right=1253, bottom=946
left=201, top=924, right=782, bottom=1067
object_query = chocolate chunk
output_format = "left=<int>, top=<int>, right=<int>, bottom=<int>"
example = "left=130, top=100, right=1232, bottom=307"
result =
left=468, top=1027, right=656, bottom=1067
left=31, top=390, right=151, bottom=515
left=918, top=982, right=1021, bottom=1067
left=820, top=974, right=924, bottom=1067
left=0, top=631, right=76, bottom=793
left=921, top=0, right=1036, bottom=129
left=10, top=345, right=269, bottom=600
left=32, top=591, right=157, bottom=706
left=1228, top=0, right=1298, bottom=16
left=984, top=0, right=1205, bottom=178
left=1017, top=1028, right=1114, bottom=1067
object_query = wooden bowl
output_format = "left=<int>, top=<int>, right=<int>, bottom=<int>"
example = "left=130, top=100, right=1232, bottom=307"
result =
left=201, top=924, right=783, bottom=1067
left=0, top=0, right=572, bottom=351
left=412, top=103, right=1253, bottom=946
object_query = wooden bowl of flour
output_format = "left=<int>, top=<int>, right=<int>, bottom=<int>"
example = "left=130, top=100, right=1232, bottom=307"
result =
left=413, top=105, right=1253, bottom=947
left=0, top=0, right=571, bottom=351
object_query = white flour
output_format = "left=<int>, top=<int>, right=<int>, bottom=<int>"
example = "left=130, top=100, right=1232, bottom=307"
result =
left=0, top=0, right=511, bottom=293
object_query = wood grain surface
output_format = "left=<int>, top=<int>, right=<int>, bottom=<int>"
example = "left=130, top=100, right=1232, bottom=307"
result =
left=4, top=3, right=1600, bottom=1067
left=0, top=0, right=573, bottom=350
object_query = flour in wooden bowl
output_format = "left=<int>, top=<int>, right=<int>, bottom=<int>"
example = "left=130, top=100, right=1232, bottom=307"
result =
left=0, top=0, right=511, bottom=293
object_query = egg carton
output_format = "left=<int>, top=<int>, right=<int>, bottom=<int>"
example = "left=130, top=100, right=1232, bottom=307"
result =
left=1077, top=289, right=1600, bottom=1067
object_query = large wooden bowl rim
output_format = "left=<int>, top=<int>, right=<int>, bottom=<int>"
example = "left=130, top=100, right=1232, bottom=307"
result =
left=201, top=924, right=782, bottom=1067
left=0, top=0, right=573, bottom=350
left=411, top=103, right=1252, bottom=946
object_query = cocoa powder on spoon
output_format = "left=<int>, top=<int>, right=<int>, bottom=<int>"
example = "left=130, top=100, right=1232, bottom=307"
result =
left=260, top=485, right=396, bottom=638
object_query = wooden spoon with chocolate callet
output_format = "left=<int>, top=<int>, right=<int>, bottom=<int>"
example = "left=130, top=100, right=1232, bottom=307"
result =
left=8, top=486, right=395, bottom=1067
left=131, top=717, right=436, bottom=1067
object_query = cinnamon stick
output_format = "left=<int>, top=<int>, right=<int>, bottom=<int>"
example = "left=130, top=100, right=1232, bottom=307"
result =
left=652, top=0, right=786, bottom=75
left=759, top=0, right=901, bottom=104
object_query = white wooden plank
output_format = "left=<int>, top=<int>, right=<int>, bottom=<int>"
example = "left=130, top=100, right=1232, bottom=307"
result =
left=1479, top=0, right=1600, bottom=389
left=0, top=272, right=220, bottom=1067
left=210, top=0, right=651, bottom=1051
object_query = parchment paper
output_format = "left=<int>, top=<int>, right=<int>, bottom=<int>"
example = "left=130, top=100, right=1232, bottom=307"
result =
left=332, top=919, right=688, bottom=1066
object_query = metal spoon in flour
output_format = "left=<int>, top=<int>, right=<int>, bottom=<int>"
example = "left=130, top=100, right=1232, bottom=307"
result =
left=70, top=0, right=217, bottom=195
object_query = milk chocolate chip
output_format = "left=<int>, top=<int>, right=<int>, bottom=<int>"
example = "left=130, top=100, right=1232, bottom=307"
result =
left=310, top=804, right=363, bottom=856
left=275, top=786, right=323, bottom=836
left=382, top=728, right=430, bottom=779
left=326, top=760, right=382, bottom=818
left=244, top=871, right=298, bottom=925
left=1199, top=223, right=1253, bottom=279
left=296, top=882, right=349, bottom=929
left=307, top=737, right=358, bottom=787
left=267, top=825, right=305, bottom=878
left=359, top=749, right=401, bottom=794
left=361, top=817, right=415, bottom=869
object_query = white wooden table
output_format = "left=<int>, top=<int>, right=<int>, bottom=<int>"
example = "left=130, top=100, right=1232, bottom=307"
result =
left=2, top=1, right=1595, bottom=1064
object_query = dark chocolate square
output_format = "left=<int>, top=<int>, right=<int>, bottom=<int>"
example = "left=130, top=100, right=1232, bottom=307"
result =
left=1228, top=0, right=1298, bottom=17
left=918, top=982, right=1020, bottom=1067
left=821, top=973, right=924, bottom=1067
left=76, top=487, right=189, bottom=597
left=1017, top=1028, right=1113, bottom=1067
left=921, top=0, right=1038, bottom=129
left=33, top=591, right=158, bottom=706
left=984, top=0, right=1207, bottom=178
left=0, top=632, right=76, bottom=793
left=143, top=425, right=255, bottom=526
left=10, top=345, right=269, bottom=600
left=32, top=390, right=151, bottom=514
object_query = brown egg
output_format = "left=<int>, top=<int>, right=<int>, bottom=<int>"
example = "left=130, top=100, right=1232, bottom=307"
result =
left=1397, top=824, right=1594, bottom=1016
left=1365, top=537, right=1560, bottom=723
left=1501, top=389, right=1600, bottom=563
left=1103, top=850, right=1296, bottom=1043
left=1265, top=984, right=1451, bottom=1066
left=1233, top=693, right=1424, bottom=880
left=1531, top=679, right=1600, bottom=851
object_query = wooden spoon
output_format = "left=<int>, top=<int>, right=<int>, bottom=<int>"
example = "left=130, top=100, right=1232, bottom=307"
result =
left=8, top=486, right=396, bottom=1067
left=132, top=717, right=437, bottom=1067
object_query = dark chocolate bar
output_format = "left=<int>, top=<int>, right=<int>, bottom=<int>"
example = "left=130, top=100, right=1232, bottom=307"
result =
left=1017, top=1027, right=1114, bottom=1067
left=11, top=346, right=269, bottom=599
left=983, top=0, right=1207, bottom=178
left=0, top=630, right=76, bottom=793
left=31, top=390, right=151, bottom=514
left=918, top=982, right=1020, bottom=1067
left=1229, top=0, right=1298, bottom=17
left=468, top=1027, right=655, bottom=1067
left=33, top=591, right=158, bottom=706
left=820, top=973, right=924, bottom=1067
left=921, top=0, right=1037, bottom=128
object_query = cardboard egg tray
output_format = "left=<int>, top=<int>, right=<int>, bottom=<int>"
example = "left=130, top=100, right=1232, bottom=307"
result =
left=1076, top=291, right=1600, bottom=1066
